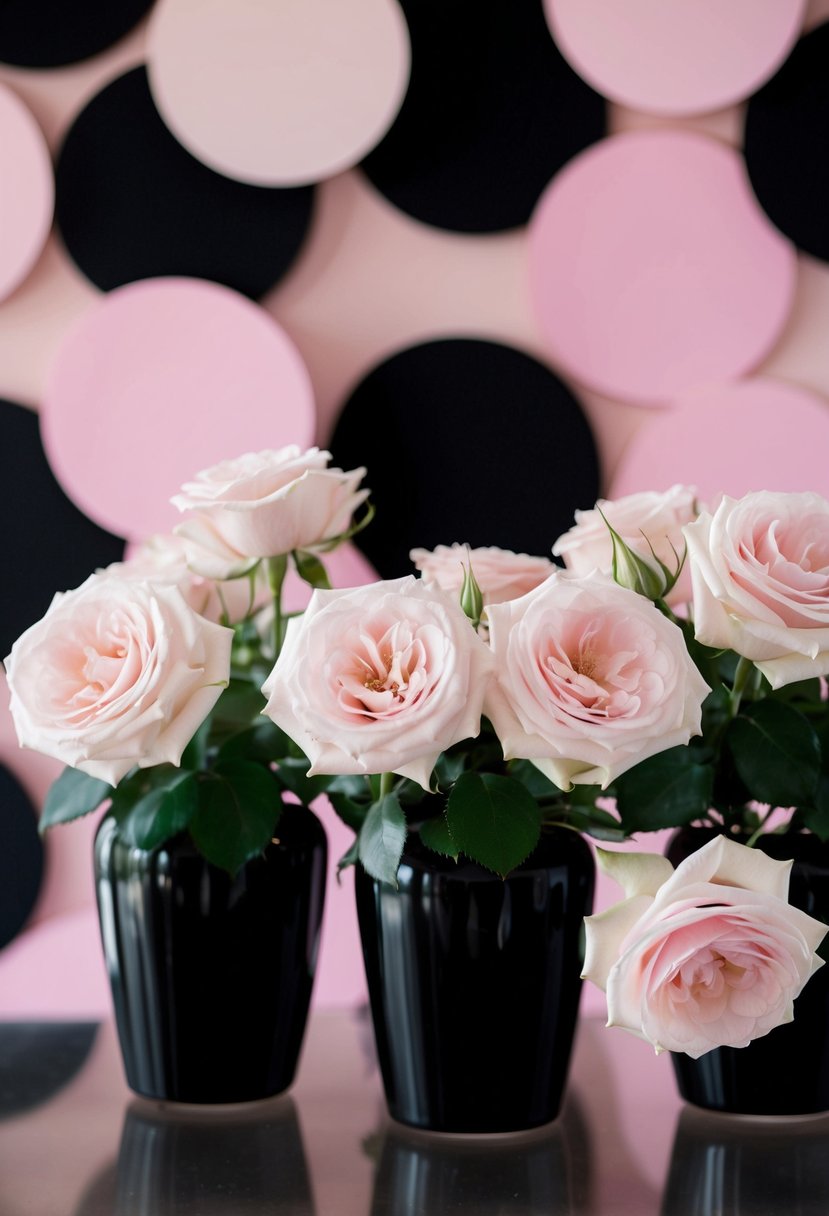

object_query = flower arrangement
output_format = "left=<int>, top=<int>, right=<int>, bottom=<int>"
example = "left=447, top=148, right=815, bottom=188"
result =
left=5, top=455, right=829, bottom=1060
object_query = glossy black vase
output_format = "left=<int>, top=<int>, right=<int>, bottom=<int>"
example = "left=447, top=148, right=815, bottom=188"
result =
left=94, top=807, right=327, bottom=1104
left=356, top=825, right=595, bottom=1133
left=667, top=827, right=829, bottom=1116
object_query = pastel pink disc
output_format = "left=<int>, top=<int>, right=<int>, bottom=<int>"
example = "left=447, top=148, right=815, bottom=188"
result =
left=147, top=0, right=411, bottom=187
left=612, top=378, right=829, bottom=503
left=0, top=83, right=53, bottom=302
left=545, top=0, right=806, bottom=116
left=42, top=278, right=315, bottom=539
left=528, top=132, right=796, bottom=405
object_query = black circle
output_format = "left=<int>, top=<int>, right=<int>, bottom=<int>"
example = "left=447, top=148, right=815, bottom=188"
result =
left=0, top=398, right=125, bottom=658
left=0, top=0, right=152, bottom=68
left=745, top=23, right=829, bottom=263
left=360, top=0, right=605, bottom=233
left=329, top=338, right=599, bottom=576
left=0, top=1023, right=99, bottom=1118
left=0, top=765, right=43, bottom=951
left=55, top=66, right=314, bottom=297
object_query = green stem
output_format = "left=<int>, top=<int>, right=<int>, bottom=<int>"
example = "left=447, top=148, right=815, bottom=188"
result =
left=267, top=554, right=289, bottom=659
left=744, top=810, right=773, bottom=849
left=729, top=655, right=755, bottom=718
left=379, top=772, right=395, bottom=799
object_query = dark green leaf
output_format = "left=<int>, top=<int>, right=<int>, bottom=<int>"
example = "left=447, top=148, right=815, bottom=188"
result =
left=561, top=806, right=626, bottom=842
left=419, top=814, right=459, bottom=860
left=328, top=791, right=369, bottom=832
left=40, top=767, right=112, bottom=833
left=274, top=757, right=332, bottom=805
left=293, top=549, right=332, bottom=590
left=612, top=746, right=714, bottom=833
left=117, top=771, right=199, bottom=850
left=434, top=750, right=468, bottom=790
left=336, top=837, right=360, bottom=877
left=507, top=759, right=562, bottom=801
left=216, top=718, right=292, bottom=764
left=211, top=678, right=267, bottom=727
left=726, top=700, right=820, bottom=808
left=445, top=772, right=541, bottom=877
left=358, top=794, right=407, bottom=887
left=189, top=761, right=283, bottom=874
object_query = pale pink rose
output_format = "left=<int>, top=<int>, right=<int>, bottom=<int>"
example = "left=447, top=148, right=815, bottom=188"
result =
left=410, top=543, right=554, bottom=606
left=172, top=447, right=369, bottom=579
left=261, top=576, right=494, bottom=790
left=685, top=491, right=829, bottom=689
left=583, top=836, right=827, bottom=1057
left=110, top=534, right=264, bottom=624
left=485, top=570, right=709, bottom=788
left=553, top=485, right=699, bottom=605
left=4, top=572, right=232, bottom=786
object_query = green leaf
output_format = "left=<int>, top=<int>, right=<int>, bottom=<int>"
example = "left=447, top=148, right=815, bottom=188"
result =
left=507, top=758, right=562, bottom=801
left=117, top=771, right=199, bottom=851
left=357, top=794, right=407, bottom=887
left=40, top=767, right=112, bottom=833
left=293, top=549, right=332, bottom=590
left=189, top=761, right=283, bottom=874
left=274, top=757, right=332, bottom=805
left=612, top=746, right=714, bottom=833
left=726, top=700, right=820, bottom=808
left=445, top=772, right=541, bottom=877
left=562, top=806, right=627, bottom=842
left=434, top=750, right=468, bottom=790
left=336, top=837, right=360, bottom=877
left=211, top=678, right=267, bottom=727
left=216, top=718, right=292, bottom=764
left=419, top=814, right=459, bottom=860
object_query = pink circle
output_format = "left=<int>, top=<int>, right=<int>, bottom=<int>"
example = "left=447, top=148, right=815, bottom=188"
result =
left=0, top=83, right=53, bottom=302
left=528, top=132, right=796, bottom=405
left=545, top=0, right=806, bottom=117
left=147, top=0, right=411, bottom=187
left=612, top=378, right=829, bottom=503
left=42, top=278, right=315, bottom=539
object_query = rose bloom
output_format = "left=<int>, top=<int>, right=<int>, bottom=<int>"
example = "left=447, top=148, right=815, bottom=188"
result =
left=685, top=490, right=829, bottom=689
left=4, top=572, right=232, bottom=785
left=583, top=836, right=827, bottom=1057
left=410, top=543, right=554, bottom=606
left=261, top=576, right=494, bottom=790
left=109, top=533, right=264, bottom=624
left=553, top=485, right=699, bottom=605
left=485, top=570, right=709, bottom=788
left=172, top=446, right=369, bottom=579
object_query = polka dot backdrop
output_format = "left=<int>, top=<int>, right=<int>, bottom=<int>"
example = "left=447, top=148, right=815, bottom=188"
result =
left=0, top=1, right=828, bottom=1018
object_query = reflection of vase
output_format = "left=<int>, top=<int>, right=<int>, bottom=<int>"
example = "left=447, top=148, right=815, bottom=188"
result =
left=667, top=828, right=829, bottom=1116
left=356, top=826, right=594, bottom=1133
left=370, top=1097, right=590, bottom=1216
left=114, top=1095, right=315, bottom=1216
left=662, top=1105, right=829, bottom=1216
left=95, top=807, right=326, bottom=1104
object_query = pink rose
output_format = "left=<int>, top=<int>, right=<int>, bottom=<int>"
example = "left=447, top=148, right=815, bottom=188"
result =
left=4, top=572, right=232, bottom=785
left=410, top=543, right=554, bottom=606
left=685, top=491, right=829, bottom=689
left=553, top=485, right=699, bottom=605
left=485, top=570, right=709, bottom=788
left=583, top=836, right=827, bottom=1057
left=172, top=447, right=369, bottom=579
left=110, top=533, right=264, bottom=624
left=261, top=576, right=494, bottom=790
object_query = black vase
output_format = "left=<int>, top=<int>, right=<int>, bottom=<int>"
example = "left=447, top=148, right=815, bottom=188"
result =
left=94, top=806, right=327, bottom=1104
left=666, top=827, right=829, bottom=1116
left=355, top=825, right=595, bottom=1134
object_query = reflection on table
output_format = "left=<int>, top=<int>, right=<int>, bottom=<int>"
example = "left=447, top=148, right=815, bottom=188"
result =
left=0, top=1011, right=825, bottom=1215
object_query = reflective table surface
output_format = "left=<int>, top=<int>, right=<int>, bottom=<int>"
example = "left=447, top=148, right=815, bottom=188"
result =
left=1, top=1011, right=827, bottom=1215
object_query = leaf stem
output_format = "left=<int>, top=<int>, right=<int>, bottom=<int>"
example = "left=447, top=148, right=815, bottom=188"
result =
left=379, top=772, right=394, bottom=799
left=267, top=555, right=289, bottom=659
left=730, top=656, right=755, bottom=718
